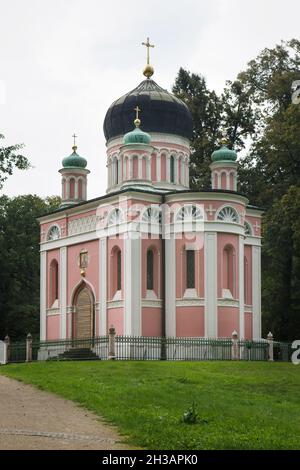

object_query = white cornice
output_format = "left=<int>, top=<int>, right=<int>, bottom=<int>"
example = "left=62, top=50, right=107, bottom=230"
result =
left=165, top=191, right=249, bottom=205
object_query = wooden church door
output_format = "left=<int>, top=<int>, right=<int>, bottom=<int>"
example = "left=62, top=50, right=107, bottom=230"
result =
left=74, top=287, right=94, bottom=340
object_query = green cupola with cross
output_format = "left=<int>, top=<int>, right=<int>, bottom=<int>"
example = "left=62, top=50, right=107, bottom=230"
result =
left=210, top=131, right=238, bottom=192
left=59, top=134, right=90, bottom=208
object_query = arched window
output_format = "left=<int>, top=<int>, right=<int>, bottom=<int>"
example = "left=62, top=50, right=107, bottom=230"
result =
left=244, top=221, right=252, bottom=236
left=170, top=155, right=175, bottom=183
left=78, top=179, right=83, bottom=199
left=69, top=178, right=75, bottom=198
left=111, top=247, right=122, bottom=298
left=147, top=249, right=154, bottom=290
left=186, top=250, right=195, bottom=289
left=107, top=208, right=124, bottom=226
left=115, top=159, right=119, bottom=185
left=217, top=206, right=239, bottom=223
left=50, top=259, right=59, bottom=306
left=117, top=249, right=122, bottom=291
left=223, top=245, right=235, bottom=297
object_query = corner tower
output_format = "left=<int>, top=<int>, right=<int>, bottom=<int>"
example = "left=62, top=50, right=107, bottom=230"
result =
left=59, top=136, right=90, bottom=208
left=210, top=133, right=238, bottom=191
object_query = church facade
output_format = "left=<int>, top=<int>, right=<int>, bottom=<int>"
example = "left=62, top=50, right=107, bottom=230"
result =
left=38, top=51, right=263, bottom=342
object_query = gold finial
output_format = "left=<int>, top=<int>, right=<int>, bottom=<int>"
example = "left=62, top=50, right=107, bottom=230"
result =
left=134, top=106, right=141, bottom=127
left=142, top=37, right=155, bottom=78
left=220, top=129, right=229, bottom=146
left=72, top=133, right=78, bottom=152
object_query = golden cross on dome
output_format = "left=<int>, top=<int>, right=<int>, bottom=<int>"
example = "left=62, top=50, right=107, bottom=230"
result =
left=72, top=133, right=78, bottom=151
left=134, top=106, right=141, bottom=120
left=134, top=106, right=141, bottom=127
left=142, top=37, right=154, bottom=66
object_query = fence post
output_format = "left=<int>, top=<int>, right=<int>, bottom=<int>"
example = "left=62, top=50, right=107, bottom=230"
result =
left=231, top=330, right=239, bottom=360
left=108, top=326, right=116, bottom=360
left=4, top=335, right=10, bottom=364
left=267, top=332, right=274, bottom=361
left=26, top=333, right=33, bottom=362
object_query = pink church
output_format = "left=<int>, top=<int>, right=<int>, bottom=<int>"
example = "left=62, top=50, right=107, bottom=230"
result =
left=38, top=59, right=262, bottom=344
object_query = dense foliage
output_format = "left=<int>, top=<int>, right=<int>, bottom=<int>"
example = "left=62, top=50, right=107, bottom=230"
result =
left=173, top=40, right=300, bottom=340
left=0, top=195, right=60, bottom=340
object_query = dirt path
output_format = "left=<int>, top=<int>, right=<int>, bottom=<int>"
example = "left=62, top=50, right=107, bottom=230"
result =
left=0, top=375, right=131, bottom=450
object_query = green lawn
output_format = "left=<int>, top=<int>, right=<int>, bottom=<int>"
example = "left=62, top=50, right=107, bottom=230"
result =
left=1, top=361, right=299, bottom=450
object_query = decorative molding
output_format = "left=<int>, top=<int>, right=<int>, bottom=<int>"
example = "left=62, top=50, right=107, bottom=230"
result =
left=142, top=299, right=162, bottom=308
left=68, top=214, right=99, bottom=236
left=176, top=299, right=204, bottom=307
left=107, top=300, right=124, bottom=309
left=217, top=300, right=239, bottom=308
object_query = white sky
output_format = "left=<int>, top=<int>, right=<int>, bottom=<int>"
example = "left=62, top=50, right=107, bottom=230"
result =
left=1, top=0, right=299, bottom=200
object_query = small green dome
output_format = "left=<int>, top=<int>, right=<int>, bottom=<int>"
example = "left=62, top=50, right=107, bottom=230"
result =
left=212, top=144, right=237, bottom=162
left=123, top=124, right=151, bottom=146
left=62, top=146, right=87, bottom=169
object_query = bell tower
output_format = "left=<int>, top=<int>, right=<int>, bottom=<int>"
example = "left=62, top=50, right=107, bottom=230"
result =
left=59, top=135, right=90, bottom=208
left=210, top=132, right=238, bottom=191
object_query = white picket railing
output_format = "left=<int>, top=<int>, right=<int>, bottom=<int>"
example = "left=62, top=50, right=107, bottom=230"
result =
left=0, top=341, right=6, bottom=365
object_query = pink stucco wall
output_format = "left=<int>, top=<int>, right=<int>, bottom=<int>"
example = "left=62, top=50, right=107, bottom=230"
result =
left=107, top=237, right=124, bottom=300
left=161, top=154, right=166, bottom=181
left=217, top=233, right=239, bottom=299
left=108, top=308, right=124, bottom=335
left=141, top=238, right=161, bottom=298
left=175, top=234, right=204, bottom=298
left=244, top=312, right=253, bottom=340
left=151, top=154, right=157, bottom=181
left=46, top=315, right=60, bottom=340
left=218, top=307, right=239, bottom=337
left=176, top=307, right=205, bottom=337
left=46, top=249, right=60, bottom=308
left=142, top=308, right=162, bottom=336
left=67, top=240, right=99, bottom=306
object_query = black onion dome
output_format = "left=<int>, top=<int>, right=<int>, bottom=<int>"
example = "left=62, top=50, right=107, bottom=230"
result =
left=103, top=79, right=193, bottom=142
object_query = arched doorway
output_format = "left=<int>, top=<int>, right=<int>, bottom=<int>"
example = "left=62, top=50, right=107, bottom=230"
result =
left=73, top=285, right=95, bottom=340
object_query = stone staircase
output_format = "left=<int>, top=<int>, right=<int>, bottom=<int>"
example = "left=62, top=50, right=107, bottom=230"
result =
left=58, top=348, right=100, bottom=361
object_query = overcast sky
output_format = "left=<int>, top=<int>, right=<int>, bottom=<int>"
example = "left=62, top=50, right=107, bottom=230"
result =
left=1, top=0, right=299, bottom=200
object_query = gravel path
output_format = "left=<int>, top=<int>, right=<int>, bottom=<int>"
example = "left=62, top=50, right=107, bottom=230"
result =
left=0, top=375, right=131, bottom=450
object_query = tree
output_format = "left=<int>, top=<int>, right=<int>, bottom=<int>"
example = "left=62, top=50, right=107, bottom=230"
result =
left=173, top=69, right=257, bottom=189
left=173, top=39, right=300, bottom=340
left=0, top=195, right=61, bottom=340
left=262, top=186, right=300, bottom=340
left=0, top=134, right=30, bottom=189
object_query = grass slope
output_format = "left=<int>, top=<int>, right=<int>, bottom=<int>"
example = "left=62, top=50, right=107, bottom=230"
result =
left=1, top=361, right=299, bottom=450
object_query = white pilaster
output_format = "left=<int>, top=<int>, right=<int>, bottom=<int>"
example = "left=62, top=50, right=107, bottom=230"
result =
left=166, top=155, right=170, bottom=181
left=156, top=154, right=161, bottom=182
left=124, top=234, right=141, bottom=335
left=252, top=245, right=261, bottom=339
left=186, top=159, right=190, bottom=187
left=40, top=251, right=47, bottom=341
left=165, top=235, right=176, bottom=336
left=129, top=156, right=133, bottom=179
left=146, top=156, right=151, bottom=180
left=226, top=172, right=230, bottom=190
left=138, top=156, right=142, bottom=179
left=118, top=157, right=122, bottom=184
left=239, top=235, right=245, bottom=339
left=174, top=156, right=179, bottom=184
left=99, top=237, right=107, bottom=335
left=181, top=158, right=185, bottom=185
left=60, top=246, right=67, bottom=339
left=75, top=179, right=79, bottom=199
left=204, top=232, right=217, bottom=337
